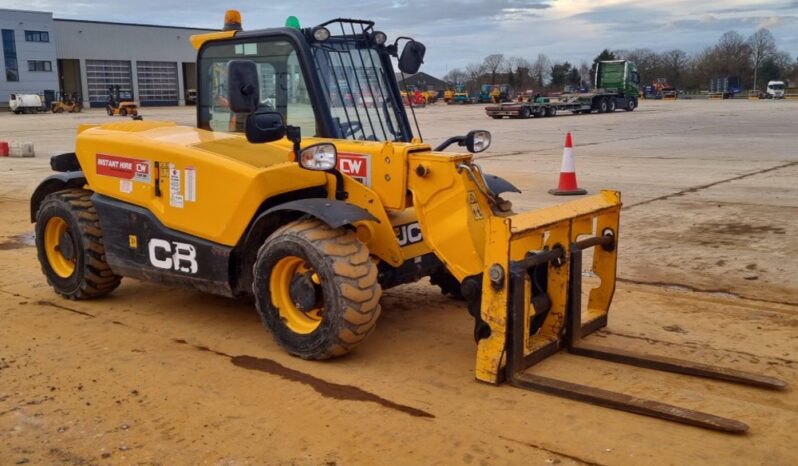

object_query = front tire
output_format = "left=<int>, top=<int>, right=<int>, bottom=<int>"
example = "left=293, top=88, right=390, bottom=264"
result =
left=253, top=218, right=382, bottom=359
left=35, top=189, right=121, bottom=300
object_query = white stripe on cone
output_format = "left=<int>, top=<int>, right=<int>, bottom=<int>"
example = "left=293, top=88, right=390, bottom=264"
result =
left=560, top=146, right=576, bottom=173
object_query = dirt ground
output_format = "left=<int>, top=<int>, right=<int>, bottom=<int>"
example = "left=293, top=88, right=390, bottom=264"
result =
left=1, top=99, right=797, bottom=465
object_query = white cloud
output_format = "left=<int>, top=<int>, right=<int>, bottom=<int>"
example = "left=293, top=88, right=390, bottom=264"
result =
left=0, top=0, right=796, bottom=76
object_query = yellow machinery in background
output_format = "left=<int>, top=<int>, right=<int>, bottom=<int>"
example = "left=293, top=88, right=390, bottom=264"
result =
left=51, top=92, right=82, bottom=113
left=30, top=10, right=785, bottom=434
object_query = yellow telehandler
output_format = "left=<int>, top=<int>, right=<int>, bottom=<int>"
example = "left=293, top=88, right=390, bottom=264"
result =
left=30, top=10, right=785, bottom=433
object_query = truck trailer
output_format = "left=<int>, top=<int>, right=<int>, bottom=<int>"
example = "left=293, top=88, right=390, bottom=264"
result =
left=485, top=60, right=640, bottom=119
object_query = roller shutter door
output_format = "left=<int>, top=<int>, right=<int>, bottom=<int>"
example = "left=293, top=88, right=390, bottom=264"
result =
left=137, top=61, right=178, bottom=106
left=85, top=60, right=132, bottom=107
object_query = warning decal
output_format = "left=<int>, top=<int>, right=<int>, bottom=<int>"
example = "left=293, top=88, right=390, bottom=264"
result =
left=337, top=152, right=371, bottom=186
left=169, top=163, right=183, bottom=208
left=96, top=154, right=151, bottom=182
left=185, top=166, right=196, bottom=202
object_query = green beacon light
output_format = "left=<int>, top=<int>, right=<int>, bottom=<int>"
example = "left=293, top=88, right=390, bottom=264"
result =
left=285, top=16, right=301, bottom=29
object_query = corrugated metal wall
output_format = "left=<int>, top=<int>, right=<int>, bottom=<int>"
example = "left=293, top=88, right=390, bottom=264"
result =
left=53, top=20, right=208, bottom=63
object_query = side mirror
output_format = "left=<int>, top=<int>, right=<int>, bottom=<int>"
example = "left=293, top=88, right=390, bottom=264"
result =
left=245, top=111, right=286, bottom=143
left=398, top=40, right=426, bottom=74
left=227, top=60, right=260, bottom=113
left=465, top=130, right=491, bottom=153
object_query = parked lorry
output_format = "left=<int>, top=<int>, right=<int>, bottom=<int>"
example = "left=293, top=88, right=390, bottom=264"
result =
left=485, top=60, right=640, bottom=119
left=9, top=93, right=45, bottom=114
left=763, top=81, right=785, bottom=99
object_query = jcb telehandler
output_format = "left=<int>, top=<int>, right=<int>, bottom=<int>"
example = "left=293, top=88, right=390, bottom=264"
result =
left=31, top=10, right=785, bottom=432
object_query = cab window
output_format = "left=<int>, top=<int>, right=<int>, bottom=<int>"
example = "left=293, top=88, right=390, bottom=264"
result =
left=198, top=38, right=317, bottom=136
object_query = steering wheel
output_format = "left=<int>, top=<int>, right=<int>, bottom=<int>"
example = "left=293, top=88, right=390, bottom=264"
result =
left=340, top=121, right=363, bottom=138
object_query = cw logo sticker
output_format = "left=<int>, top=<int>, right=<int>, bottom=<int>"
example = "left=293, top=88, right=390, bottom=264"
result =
left=148, top=238, right=198, bottom=274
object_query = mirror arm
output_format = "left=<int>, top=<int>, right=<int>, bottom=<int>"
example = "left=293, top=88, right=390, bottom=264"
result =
left=325, top=169, right=348, bottom=200
left=434, top=135, right=466, bottom=152
left=286, top=126, right=302, bottom=158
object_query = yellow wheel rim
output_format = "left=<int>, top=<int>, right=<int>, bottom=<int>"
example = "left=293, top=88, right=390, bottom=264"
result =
left=269, top=256, right=323, bottom=334
left=44, top=216, right=76, bottom=278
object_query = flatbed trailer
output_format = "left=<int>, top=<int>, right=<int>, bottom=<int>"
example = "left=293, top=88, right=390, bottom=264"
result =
left=485, top=90, right=638, bottom=119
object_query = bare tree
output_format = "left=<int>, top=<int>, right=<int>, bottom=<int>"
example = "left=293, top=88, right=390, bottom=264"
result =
left=530, top=53, right=550, bottom=88
left=714, top=31, right=752, bottom=79
left=482, top=54, right=505, bottom=84
left=748, top=28, right=777, bottom=91
left=505, top=56, right=531, bottom=89
left=660, top=49, right=689, bottom=87
left=465, top=63, right=485, bottom=87
left=578, top=61, right=590, bottom=87
left=443, top=68, right=468, bottom=86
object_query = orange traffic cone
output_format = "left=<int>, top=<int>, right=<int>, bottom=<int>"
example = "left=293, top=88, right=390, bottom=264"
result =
left=549, top=132, right=587, bottom=195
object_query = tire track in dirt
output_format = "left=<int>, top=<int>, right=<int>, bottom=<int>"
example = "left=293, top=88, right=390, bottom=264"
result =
left=616, top=277, right=798, bottom=307
left=623, top=160, right=798, bottom=210
left=596, top=329, right=798, bottom=367
left=498, top=435, right=606, bottom=466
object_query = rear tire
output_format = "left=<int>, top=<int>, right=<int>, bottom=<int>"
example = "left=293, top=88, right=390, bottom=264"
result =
left=519, top=107, right=530, bottom=119
left=545, top=106, right=557, bottom=117
left=35, top=189, right=122, bottom=300
left=597, top=98, right=609, bottom=113
left=608, top=99, right=616, bottom=112
left=106, top=107, right=114, bottom=116
left=253, top=218, right=382, bottom=359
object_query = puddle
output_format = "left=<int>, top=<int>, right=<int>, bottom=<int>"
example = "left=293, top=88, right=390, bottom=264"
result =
left=173, top=338, right=434, bottom=418
left=0, top=232, right=35, bottom=250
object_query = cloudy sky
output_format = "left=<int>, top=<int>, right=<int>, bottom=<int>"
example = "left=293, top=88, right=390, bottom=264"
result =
left=4, top=0, right=797, bottom=76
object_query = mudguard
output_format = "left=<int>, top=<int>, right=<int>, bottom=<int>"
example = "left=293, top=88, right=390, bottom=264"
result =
left=50, top=152, right=81, bottom=172
left=260, top=198, right=379, bottom=229
left=484, top=173, right=521, bottom=195
left=30, top=171, right=87, bottom=222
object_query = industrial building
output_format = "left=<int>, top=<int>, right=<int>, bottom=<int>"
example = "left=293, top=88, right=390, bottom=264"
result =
left=1, top=8, right=212, bottom=108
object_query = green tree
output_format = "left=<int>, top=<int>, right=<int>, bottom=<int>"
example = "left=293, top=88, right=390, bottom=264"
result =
left=550, top=62, right=572, bottom=88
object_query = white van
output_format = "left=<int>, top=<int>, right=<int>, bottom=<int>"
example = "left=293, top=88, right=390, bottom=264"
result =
left=9, top=93, right=44, bottom=114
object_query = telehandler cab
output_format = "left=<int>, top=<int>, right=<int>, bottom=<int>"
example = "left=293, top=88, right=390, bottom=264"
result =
left=31, top=10, right=785, bottom=432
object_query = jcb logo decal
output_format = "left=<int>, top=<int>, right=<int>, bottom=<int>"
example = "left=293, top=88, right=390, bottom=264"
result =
left=148, top=239, right=198, bottom=274
left=395, top=222, right=423, bottom=247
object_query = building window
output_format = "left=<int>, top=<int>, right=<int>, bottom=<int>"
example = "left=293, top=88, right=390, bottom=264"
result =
left=2, top=29, right=19, bottom=82
left=28, top=60, right=52, bottom=72
left=24, top=30, right=50, bottom=42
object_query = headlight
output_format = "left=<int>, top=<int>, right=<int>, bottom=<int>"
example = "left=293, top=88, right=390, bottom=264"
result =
left=466, top=130, right=491, bottom=153
left=299, top=143, right=337, bottom=171
left=313, top=27, right=330, bottom=42
left=373, top=31, right=387, bottom=45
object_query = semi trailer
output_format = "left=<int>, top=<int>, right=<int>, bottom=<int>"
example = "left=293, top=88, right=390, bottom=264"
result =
left=485, top=60, right=640, bottom=119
